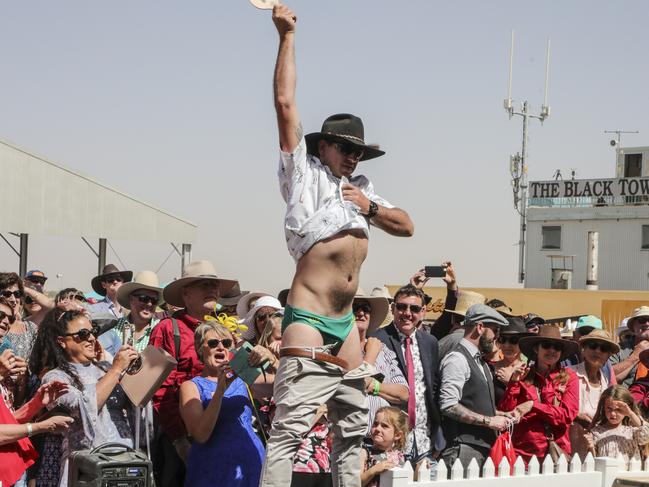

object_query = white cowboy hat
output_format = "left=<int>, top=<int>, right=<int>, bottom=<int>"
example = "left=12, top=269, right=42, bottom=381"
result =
left=240, top=295, right=283, bottom=342
left=354, top=288, right=390, bottom=334
left=628, top=306, right=649, bottom=330
left=117, top=270, right=163, bottom=309
left=236, top=291, right=273, bottom=319
left=163, top=260, right=238, bottom=308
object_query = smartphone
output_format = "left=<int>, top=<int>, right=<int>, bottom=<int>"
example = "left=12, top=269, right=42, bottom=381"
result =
left=425, top=265, right=447, bottom=278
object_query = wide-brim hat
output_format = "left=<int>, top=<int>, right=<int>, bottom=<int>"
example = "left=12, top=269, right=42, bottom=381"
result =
left=218, top=282, right=249, bottom=307
left=519, top=325, right=579, bottom=361
left=91, top=264, right=133, bottom=296
left=305, top=113, right=385, bottom=162
left=354, top=288, right=390, bottom=334
left=445, top=290, right=486, bottom=318
left=628, top=306, right=649, bottom=330
left=236, top=291, right=272, bottom=319
left=116, top=270, right=163, bottom=309
left=578, top=329, right=620, bottom=355
left=240, top=296, right=283, bottom=342
left=163, top=260, right=238, bottom=308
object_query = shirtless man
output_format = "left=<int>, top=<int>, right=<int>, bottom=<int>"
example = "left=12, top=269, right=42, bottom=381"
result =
left=261, top=4, right=414, bottom=486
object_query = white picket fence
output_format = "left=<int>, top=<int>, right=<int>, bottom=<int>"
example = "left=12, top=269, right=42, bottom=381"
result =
left=380, top=453, right=649, bottom=487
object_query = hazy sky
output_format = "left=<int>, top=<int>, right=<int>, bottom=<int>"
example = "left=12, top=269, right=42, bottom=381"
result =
left=0, top=0, right=647, bottom=295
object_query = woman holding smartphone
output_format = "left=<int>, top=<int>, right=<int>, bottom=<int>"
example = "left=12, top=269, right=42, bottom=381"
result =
left=179, top=322, right=273, bottom=487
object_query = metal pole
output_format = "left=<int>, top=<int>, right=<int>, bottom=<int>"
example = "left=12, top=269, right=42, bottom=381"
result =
left=19, top=234, right=28, bottom=277
left=181, top=244, right=192, bottom=275
left=518, top=102, right=529, bottom=284
left=98, top=238, right=107, bottom=274
left=586, top=231, right=599, bottom=290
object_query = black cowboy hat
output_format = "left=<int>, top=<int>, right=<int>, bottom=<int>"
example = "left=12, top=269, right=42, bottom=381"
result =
left=501, top=316, right=534, bottom=336
left=305, top=113, right=385, bottom=162
left=91, top=264, right=133, bottom=296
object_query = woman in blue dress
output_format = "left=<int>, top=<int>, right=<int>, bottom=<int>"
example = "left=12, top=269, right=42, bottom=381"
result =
left=179, top=321, right=274, bottom=487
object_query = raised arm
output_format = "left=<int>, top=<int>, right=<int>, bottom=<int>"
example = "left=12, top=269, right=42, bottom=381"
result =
left=272, top=4, right=301, bottom=153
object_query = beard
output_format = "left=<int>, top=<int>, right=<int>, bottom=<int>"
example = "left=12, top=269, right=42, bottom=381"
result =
left=479, top=333, right=496, bottom=354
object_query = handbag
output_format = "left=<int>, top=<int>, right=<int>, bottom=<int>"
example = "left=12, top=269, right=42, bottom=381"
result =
left=489, top=424, right=516, bottom=474
left=535, top=384, right=567, bottom=463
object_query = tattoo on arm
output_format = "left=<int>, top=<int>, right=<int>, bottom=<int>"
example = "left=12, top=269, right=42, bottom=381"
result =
left=443, top=404, right=485, bottom=425
left=294, top=122, right=303, bottom=142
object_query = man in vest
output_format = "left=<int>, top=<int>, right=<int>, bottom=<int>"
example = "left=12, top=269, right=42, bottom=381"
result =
left=439, top=304, right=513, bottom=474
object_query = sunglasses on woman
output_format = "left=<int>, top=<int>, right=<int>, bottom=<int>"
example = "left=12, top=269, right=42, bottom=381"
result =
left=63, top=328, right=97, bottom=342
left=255, top=312, right=275, bottom=321
left=539, top=341, right=563, bottom=351
left=584, top=341, right=614, bottom=354
left=206, top=338, right=233, bottom=349
left=497, top=336, right=520, bottom=345
left=1, top=290, right=23, bottom=299
left=394, top=303, right=424, bottom=314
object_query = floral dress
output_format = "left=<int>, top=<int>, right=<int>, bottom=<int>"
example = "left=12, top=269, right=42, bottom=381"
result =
left=592, top=421, right=649, bottom=465
left=292, top=417, right=332, bottom=487
left=363, top=446, right=406, bottom=487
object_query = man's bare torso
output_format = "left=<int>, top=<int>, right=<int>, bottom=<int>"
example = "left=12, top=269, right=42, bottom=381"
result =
left=288, top=229, right=367, bottom=317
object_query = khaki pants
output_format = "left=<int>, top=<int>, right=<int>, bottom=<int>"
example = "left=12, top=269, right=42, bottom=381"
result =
left=259, top=356, right=371, bottom=487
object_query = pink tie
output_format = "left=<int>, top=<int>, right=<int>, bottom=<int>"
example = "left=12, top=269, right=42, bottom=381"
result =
left=405, top=336, right=416, bottom=430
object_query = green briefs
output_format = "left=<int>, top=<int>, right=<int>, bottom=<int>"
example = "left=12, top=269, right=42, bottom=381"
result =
left=282, top=304, right=355, bottom=345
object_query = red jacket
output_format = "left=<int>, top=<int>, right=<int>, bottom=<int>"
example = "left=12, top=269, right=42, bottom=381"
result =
left=150, top=311, right=204, bottom=440
left=498, top=367, right=579, bottom=462
left=630, top=380, right=649, bottom=412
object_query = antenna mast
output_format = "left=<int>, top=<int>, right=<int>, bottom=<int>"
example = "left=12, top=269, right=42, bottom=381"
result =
left=505, top=32, right=552, bottom=285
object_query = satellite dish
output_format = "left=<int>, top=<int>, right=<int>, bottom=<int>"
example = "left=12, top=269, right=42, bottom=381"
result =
left=610, top=139, right=617, bottom=147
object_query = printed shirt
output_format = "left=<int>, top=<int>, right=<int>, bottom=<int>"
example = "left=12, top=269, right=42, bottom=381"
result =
left=366, top=344, right=409, bottom=434
left=114, top=315, right=160, bottom=353
left=278, top=137, right=394, bottom=261
left=397, top=330, right=430, bottom=456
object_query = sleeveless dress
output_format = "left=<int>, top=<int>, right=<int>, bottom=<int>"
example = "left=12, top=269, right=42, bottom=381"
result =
left=184, top=376, right=265, bottom=487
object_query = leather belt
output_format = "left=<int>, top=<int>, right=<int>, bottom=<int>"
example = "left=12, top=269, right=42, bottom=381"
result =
left=280, top=347, right=349, bottom=370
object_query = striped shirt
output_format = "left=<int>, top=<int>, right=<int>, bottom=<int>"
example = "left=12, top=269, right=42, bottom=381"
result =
left=366, top=344, right=409, bottom=434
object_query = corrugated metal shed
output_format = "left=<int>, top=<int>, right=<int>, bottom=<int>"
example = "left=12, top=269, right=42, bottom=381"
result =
left=0, top=138, right=196, bottom=243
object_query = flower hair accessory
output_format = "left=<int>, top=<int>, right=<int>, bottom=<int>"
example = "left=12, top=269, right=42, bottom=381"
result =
left=203, top=312, right=249, bottom=338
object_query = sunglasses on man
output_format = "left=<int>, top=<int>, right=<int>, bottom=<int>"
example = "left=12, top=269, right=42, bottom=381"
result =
left=133, top=294, right=158, bottom=306
left=394, top=302, right=424, bottom=314
left=1, top=290, right=23, bottom=299
left=0, top=311, right=16, bottom=325
left=206, top=338, right=233, bottom=349
left=353, top=303, right=372, bottom=314
left=333, top=142, right=364, bottom=161
left=103, top=276, right=124, bottom=284
left=62, top=328, right=97, bottom=342
left=26, top=276, right=47, bottom=286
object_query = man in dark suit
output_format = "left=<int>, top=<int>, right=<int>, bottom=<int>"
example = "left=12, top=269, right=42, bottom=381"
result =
left=371, top=284, right=444, bottom=469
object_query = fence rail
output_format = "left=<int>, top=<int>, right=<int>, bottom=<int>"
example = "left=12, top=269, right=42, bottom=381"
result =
left=380, top=453, right=649, bottom=487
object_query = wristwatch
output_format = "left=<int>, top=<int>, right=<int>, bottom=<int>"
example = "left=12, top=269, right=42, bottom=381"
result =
left=365, top=200, right=379, bottom=218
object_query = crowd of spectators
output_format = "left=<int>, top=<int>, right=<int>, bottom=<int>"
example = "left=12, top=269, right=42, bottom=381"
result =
left=0, top=262, right=648, bottom=486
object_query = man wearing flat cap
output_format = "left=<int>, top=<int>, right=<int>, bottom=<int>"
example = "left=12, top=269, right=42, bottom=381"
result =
left=439, top=304, right=513, bottom=475
left=262, top=4, right=415, bottom=486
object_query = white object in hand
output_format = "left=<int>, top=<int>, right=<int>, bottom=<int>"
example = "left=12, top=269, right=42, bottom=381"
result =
left=250, top=0, right=278, bottom=9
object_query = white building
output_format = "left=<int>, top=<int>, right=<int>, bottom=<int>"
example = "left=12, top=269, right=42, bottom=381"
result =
left=525, top=146, right=649, bottom=290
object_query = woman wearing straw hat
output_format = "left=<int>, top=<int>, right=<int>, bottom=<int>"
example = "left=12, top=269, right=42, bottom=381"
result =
left=498, top=326, right=579, bottom=463
left=568, top=330, right=619, bottom=460
left=352, top=290, right=408, bottom=433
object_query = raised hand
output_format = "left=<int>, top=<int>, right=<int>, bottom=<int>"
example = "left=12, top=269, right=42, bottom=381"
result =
left=272, top=3, right=297, bottom=37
